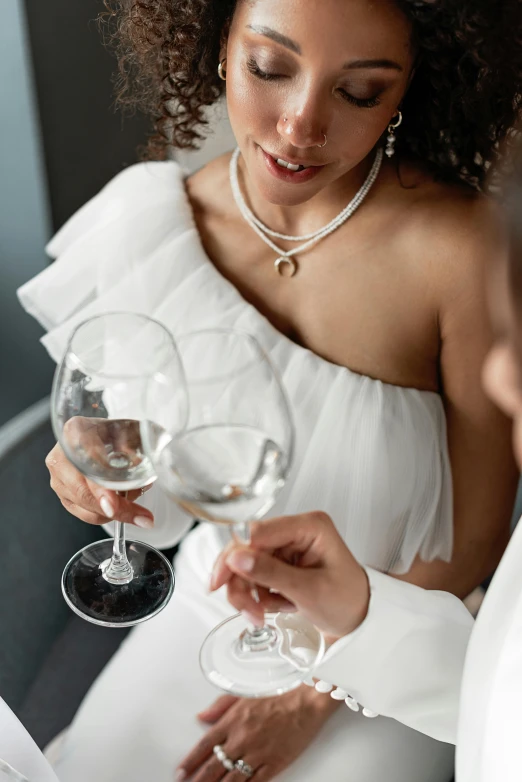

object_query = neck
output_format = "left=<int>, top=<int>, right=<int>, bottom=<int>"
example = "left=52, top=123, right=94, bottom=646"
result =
left=237, top=152, right=377, bottom=237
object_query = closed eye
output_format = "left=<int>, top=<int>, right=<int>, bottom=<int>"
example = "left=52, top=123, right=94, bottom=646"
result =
left=247, top=57, right=281, bottom=81
left=247, top=56, right=382, bottom=108
left=338, top=89, right=381, bottom=109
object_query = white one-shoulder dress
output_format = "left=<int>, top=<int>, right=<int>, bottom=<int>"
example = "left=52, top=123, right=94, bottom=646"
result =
left=18, top=161, right=456, bottom=781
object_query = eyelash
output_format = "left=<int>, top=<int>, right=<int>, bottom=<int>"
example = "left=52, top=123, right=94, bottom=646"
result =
left=246, top=57, right=382, bottom=109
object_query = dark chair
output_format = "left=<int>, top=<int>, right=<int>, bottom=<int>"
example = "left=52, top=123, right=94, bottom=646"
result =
left=0, top=398, right=130, bottom=748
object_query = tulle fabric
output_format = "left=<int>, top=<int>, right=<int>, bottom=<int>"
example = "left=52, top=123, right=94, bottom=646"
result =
left=18, top=160, right=453, bottom=573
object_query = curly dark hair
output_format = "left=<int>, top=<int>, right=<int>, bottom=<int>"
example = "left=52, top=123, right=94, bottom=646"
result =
left=101, top=0, right=522, bottom=191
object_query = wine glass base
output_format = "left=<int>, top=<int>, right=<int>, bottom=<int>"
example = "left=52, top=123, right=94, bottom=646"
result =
left=62, top=539, right=174, bottom=628
left=200, top=612, right=325, bottom=698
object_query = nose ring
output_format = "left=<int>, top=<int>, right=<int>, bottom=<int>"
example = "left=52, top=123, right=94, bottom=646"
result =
left=317, top=134, right=327, bottom=148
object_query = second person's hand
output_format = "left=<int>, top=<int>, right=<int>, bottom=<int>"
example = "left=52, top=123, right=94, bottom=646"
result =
left=210, top=511, right=371, bottom=640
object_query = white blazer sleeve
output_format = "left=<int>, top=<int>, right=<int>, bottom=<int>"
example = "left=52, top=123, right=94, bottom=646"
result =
left=314, top=567, right=474, bottom=745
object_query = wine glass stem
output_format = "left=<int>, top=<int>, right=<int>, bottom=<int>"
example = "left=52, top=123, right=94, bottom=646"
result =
left=235, top=522, right=277, bottom=650
left=102, top=492, right=134, bottom=585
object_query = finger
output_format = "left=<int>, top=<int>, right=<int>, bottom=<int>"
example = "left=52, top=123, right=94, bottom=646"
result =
left=198, top=696, right=239, bottom=724
left=125, top=483, right=154, bottom=503
left=178, top=732, right=227, bottom=778
left=223, top=765, right=265, bottom=782
left=225, top=575, right=265, bottom=626
left=210, top=542, right=237, bottom=591
left=225, top=548, right=316, bottom=606
left=47, top=442, right=155, bottom=528
left=52, top=473, right=154, bottom=529
left=226, top=578, right=295, bottom=618
left=190, top=754, right=228, bottom=782
left=47, top=450, right=119, bottom=522
left=59, top=498, right=108, bottom=526
left=248, top=512, right=336, bottom=556
left=218, top=745, right=262, bottom=782
left=253, top=765, right=273, bottom=781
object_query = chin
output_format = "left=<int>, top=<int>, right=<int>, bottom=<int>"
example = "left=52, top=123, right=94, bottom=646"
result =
left=257, top=184, right=320, bottom=207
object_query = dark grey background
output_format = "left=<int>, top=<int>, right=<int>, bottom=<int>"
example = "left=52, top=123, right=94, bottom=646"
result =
left=0, top=0, right=150, bottom=428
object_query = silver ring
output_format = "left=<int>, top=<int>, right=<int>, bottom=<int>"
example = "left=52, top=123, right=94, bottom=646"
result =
left=317, top=133, right=327, bottom=148
left=235, top=758, right=254, bottom=777
left=213, top=745, right=234, bottom=771
left=213, top=746, right=254, bottom=777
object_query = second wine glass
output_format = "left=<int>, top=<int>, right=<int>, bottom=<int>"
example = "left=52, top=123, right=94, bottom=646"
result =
left=143, top=328, right=324, bottom=697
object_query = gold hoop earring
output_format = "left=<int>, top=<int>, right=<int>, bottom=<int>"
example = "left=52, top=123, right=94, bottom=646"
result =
left=218, top=59, right=227, bottom=81
left=385, top=111, right=403, bottom=158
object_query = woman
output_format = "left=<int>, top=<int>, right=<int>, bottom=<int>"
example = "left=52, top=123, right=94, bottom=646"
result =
left=18, top=0, right=522, bottom=780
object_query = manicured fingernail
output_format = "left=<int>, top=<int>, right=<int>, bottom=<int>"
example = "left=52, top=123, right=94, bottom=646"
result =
left=134, top=515, right=154, bottom=529
left=227, top=551, right=255, bottom=573
left=100, top=496, right=115, bottom=518
left=176, top=770, right=187, bottom=781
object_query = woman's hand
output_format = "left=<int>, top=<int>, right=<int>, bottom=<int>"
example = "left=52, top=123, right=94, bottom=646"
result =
left=45, top=442, right=154, bottom=529
left=177, top=686, right=340, bottom=781
left=211, top=512, right=370, bottom=640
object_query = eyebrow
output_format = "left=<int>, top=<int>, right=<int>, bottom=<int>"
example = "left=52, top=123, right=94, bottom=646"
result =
left=343, top=59, right=403, bottom=72
left=247, top=24, right=301, bottom=55
left=247, top=25, right=403, bottom=73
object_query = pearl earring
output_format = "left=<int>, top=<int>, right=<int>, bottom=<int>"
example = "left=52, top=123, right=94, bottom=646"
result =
left=385, top=111, right=403, bottom=158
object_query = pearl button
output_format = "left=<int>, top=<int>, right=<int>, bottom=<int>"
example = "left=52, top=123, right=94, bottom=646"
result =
left=345, top=696, right=360, bottom=712
left=362, top=707, right=379, bottom=718
left=315, top=680, right=334, bottom=693
left=330, top=688, right=349, bottom=701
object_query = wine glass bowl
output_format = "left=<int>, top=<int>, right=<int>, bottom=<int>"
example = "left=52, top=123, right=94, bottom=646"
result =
left=144, top=329, right=293, bottom=529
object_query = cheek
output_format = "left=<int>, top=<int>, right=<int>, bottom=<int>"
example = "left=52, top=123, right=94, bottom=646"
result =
left=226, top=70, right=281, bottom=137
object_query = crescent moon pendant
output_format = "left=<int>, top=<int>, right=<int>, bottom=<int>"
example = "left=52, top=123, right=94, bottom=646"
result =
left=275, top=256, right=297, bottom=277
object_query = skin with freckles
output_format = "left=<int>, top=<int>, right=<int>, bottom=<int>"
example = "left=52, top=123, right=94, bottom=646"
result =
left=48, top=1, right=519, bottom=780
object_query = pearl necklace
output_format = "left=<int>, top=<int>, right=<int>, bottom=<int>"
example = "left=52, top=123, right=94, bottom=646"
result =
left=229, top=147, right=383, bottom=277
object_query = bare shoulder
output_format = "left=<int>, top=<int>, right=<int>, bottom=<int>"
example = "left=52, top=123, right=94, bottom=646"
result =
left=388, top=160, right=507, bottom=311
left=185, top=152, right=234, bottom=223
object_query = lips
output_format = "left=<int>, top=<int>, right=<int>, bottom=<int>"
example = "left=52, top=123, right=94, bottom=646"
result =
left=260, top=148, right=325, bottom=185
left=275, top=158, right=310, bottom=172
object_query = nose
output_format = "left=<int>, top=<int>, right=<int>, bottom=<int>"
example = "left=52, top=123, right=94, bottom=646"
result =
left=277, top=92, right=330, bottom=150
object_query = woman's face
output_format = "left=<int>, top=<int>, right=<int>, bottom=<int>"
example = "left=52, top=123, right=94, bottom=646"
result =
left=483, top=239, right=522, bottom=469
left=224, top=0, right=416, bottom=206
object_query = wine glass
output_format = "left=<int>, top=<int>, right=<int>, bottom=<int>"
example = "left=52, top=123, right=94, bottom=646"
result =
left=52, top=312, right=187, bottom=627
left=143, top=329, right=325, bottom=696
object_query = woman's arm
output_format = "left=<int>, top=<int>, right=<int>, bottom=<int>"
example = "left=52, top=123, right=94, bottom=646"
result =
left=397, top=199, right=518, bottom=597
